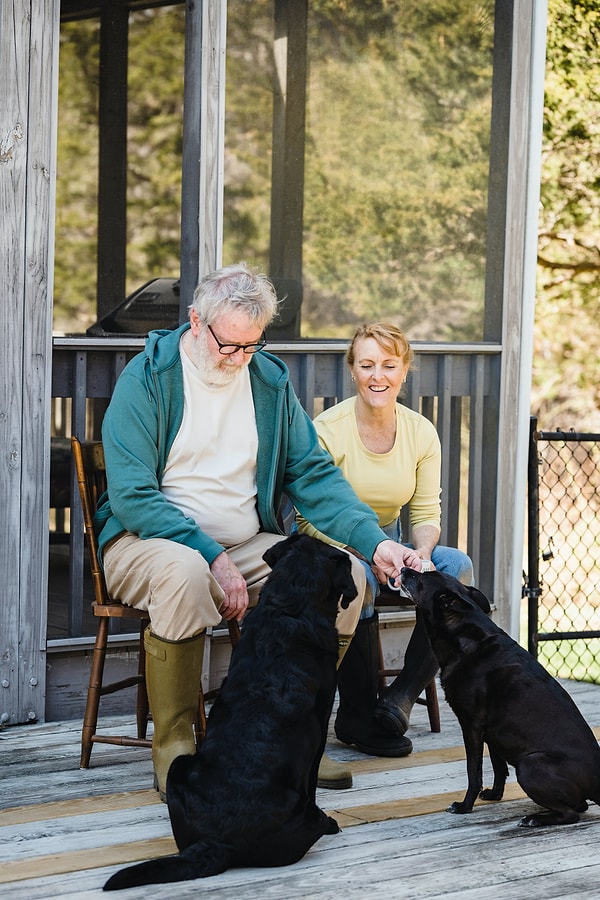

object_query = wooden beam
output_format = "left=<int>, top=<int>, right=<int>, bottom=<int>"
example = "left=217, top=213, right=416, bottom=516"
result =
left=180, top=0, right=227, bottom=315
left=97, top=0, right=129, bottom=320
left=269, top=0, right=308, bottom=337
left=0, top=0, right=59, bottom=724
left=494, top=0, right=548, bottom=635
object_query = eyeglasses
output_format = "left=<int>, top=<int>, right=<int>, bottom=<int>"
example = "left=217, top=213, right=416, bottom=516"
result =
left=204, top=321, right=267, bottom=355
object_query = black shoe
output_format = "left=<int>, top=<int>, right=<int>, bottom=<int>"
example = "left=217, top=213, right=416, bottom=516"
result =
left=373, top=700, right=410, bottom=737
left=335, top=614, right=413, bottom=758
left=374, top=615, right=439, bottom=736
left=335, top=720, right=413, bottom=757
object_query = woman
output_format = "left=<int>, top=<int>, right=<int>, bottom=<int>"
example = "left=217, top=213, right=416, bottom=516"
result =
left=298, top=322, right=473, bottom=769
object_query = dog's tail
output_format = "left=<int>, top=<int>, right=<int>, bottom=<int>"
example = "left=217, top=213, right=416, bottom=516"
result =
left=103, top=840, right=229, bottom=891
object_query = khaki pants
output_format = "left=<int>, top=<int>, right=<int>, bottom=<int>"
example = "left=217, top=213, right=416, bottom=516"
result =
left=103, top=532, right=368, bottom=641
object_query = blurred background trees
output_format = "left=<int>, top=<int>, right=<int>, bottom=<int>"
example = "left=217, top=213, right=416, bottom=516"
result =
left=54, top=0, right=599, bottom=428
left=533, top=0, right=600, bottom=431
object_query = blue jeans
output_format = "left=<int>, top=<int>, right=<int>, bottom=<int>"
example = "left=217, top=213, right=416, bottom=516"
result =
left=360, top=517, right=474, bottom=619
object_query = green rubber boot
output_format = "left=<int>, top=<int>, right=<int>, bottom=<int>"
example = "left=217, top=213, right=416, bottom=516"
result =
left=144, top=628, right=205, bottom=801
left=317, top=752, right=353, bottom=790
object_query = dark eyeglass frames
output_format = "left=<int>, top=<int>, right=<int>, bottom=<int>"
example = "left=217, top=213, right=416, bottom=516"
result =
left=204, top=321, right=267, bottom=355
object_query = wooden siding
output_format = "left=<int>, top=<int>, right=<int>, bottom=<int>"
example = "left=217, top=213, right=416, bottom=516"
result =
left=1, top=0, right=59, bottom=727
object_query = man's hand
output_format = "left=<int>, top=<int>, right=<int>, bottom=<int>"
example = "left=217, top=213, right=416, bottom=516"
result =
left=210, top=551, right=249, bottom=621
left=372, top=540, right=435, bottom=587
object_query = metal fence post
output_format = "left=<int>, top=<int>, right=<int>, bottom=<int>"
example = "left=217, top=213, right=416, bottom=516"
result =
left=525, top=415, right=541, bottom=657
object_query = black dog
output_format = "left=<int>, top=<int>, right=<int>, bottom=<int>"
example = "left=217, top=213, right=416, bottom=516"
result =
left=400, top=567, right=600, bottom=827
left=104, top=534, right=357, bottom=890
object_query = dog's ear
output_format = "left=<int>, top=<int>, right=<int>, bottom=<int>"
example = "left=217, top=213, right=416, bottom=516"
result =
left=339, top=582, right=358, bottom=610
left=328, top=548, right=358, bottom=609
left=262, top=534, right=300, bottom=569
left=436, top=587, right=491, bottom=616
left=464, top=585, right=491, bottom=614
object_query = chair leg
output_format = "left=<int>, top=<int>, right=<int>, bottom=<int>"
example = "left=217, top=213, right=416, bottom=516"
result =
left=196, top=688, right=207, bottom=746
left=425, top=678, right=441, bottom=733
left=377, top=632, right=388, bottom=695
left=80, top=617, right=109, bottom=768
left=377, top=623, right=442, bottom=734
left=195, top=620, right=240, bottom=747
left=136, top=620, right=150, bottom=740
left=228, top=619, right=241, bottom=648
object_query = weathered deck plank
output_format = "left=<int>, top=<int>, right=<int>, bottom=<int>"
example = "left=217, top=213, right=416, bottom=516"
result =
left=1, top=680, right=598, bottom=898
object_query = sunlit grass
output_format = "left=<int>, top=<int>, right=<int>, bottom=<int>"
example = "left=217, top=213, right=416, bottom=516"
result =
left=521, top=437, right=600, bottom=686
left=537, top=638, right=600, bottom=684
left=519, top=598, right=600, bottom=684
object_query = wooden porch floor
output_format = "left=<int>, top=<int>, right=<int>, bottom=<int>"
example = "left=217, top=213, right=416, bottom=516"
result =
left=1, top=680, right=599, bottom=899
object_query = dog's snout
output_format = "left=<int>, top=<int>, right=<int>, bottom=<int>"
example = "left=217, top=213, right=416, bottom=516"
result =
left=398, top=566, right=421, bottom=601
left=400, top=566, right=419, bottom=584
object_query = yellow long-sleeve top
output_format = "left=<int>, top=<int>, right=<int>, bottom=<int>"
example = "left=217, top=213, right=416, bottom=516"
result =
left=296, top=396, right=442, bottom=546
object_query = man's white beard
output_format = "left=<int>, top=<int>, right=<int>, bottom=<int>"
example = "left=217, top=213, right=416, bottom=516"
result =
left=188, top=329, right=244, bottom=386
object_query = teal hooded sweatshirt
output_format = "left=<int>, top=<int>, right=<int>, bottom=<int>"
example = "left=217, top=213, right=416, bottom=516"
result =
left=95, top=323, right=388, bottom=566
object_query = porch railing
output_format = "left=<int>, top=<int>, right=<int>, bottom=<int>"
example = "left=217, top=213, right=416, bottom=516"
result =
left=50, top=337, right=501, bottom=643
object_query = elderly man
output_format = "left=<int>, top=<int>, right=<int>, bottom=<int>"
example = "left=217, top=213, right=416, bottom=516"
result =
left=95, top=262, right=424, bottom=796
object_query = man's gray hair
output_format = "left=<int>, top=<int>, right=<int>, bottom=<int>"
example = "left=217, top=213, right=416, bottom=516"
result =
left=191, top=263, right=279, bottom=329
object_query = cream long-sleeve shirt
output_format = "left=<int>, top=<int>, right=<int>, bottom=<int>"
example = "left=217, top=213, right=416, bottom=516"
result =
left=296, top=396, right=441, bottom=545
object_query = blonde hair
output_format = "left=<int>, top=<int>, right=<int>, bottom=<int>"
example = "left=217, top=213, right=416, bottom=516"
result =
left=346, top=322, right=414, bottom=369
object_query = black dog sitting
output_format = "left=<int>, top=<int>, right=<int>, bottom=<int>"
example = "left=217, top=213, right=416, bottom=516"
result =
left=104, top=534, right=357, bottom=890
left=400, top=567, right=600, bottom=827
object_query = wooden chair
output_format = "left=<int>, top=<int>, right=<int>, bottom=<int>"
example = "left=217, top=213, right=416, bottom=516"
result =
left=71, top=436, right=240, bottom=769
left=376, top=587, right=441, bottom=733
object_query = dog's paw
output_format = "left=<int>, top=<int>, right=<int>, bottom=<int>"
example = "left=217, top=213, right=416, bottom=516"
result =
left=519, top=809, right=580, bottom=827
left=447, top=801, right=472, bottom=815
left=479, top=787, right=504, bottom=801
left=518, top=814, right=544, bottom=827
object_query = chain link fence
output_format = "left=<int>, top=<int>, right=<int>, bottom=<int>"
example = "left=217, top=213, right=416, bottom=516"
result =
left=524, top=417, right=600, bottom=683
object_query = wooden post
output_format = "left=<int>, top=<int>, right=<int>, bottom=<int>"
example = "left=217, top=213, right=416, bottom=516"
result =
left=0, top=0, right=59, bottom=724
left=269, top=0, right=308, bottom=337
left=97, top=0, right=129, bottom=321
left=492, top=0, right=548, bottom=635
left=180, top=0, right=227, bottom=316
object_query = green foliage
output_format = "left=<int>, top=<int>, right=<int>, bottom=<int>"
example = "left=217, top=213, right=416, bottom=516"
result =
left=54, top=18, right=100, bottom=332
left=54, top=0, right=600, bottom=408
left=54, top=7, right=186, bottom=333
left=222, top=0, right=274, bottom=267
left=301, top=1, right=493, bottom=338
left=533, top=0, right=600, bottom=430
left=125, top=7, right=186, bottom=286
left=54, top=1, right=493, bottom=340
